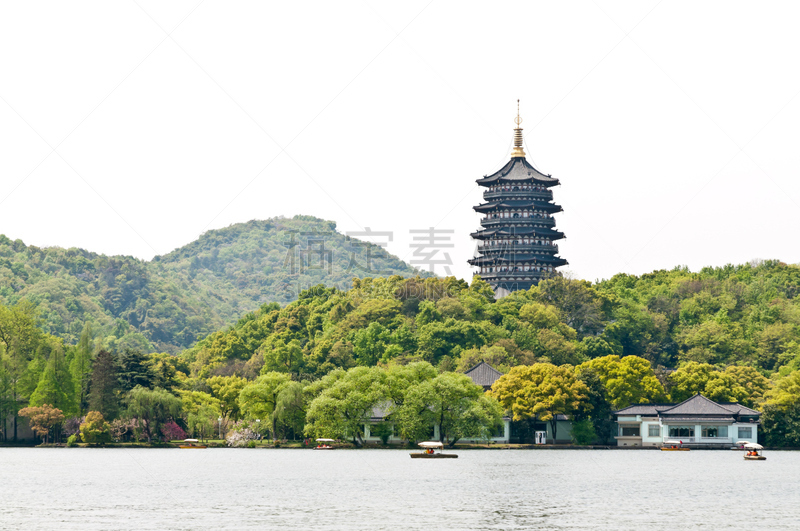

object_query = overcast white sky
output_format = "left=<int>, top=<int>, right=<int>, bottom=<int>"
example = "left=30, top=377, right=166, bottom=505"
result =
left=1, top=1, right=799, bottom=284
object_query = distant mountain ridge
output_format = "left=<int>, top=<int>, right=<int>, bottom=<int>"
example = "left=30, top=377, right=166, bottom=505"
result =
left=0, top=215, right=429, bottom=353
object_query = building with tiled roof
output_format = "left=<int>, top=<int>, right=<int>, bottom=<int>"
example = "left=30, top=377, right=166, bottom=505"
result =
left=614, top=393, right=761, bottom=448
left=463, top=361, right=505, bottom=391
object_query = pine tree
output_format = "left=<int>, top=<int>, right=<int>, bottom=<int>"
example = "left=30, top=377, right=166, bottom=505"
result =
left=69, top=323, right=94, bottom=414
left=88, top=350, right=119, bottom=420
left=117, top=349, right=153, bottom=391
left=30, top=343, right=77, bottom=417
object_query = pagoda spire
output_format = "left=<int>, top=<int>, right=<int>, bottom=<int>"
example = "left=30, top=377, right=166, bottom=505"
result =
left=511, top=99, right=525, bottom=158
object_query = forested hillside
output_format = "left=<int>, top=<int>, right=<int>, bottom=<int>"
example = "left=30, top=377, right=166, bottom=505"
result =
left=4, top=261, right=800, bottom=446
left=182, top=261, right=800, bottom=379
left=0, top=216, right=426, bottom=353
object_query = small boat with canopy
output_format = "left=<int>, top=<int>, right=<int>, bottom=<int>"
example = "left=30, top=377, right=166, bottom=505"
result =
left=178, top=438, right=207, bottom=449
left=660, top=440, right=690, bottom=451
left=743, top=442, right=766, bottom=460
left=314, top=438, right=335, bottom=449
left=410, top=441, right=458, bottom=459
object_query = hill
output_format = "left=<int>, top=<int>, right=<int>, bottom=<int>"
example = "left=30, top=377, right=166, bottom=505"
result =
left=0, top=216, right=428, bottom=353
left=181, top=260, right=800, bottom=381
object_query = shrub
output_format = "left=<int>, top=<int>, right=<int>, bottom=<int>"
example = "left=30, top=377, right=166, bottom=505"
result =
left=80, top=411, right=111, bottom=445
left=570, top=419, right=597, bottom=445
left=66, top=435, right=79, bottom=447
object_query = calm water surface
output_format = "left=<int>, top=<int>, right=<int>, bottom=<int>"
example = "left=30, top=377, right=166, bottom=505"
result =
left=1, top=448, right=798, bottom=530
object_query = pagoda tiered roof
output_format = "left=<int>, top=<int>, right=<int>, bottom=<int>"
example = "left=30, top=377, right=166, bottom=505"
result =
left=471, top=227, right=565, bottom=240
left=469, top=254, right=568, bottom=266
left=473, top=199, right=562, bottom=214
left=476, top=157, right=559, bottom=186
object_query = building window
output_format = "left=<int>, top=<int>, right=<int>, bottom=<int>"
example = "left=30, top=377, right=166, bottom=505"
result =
left=702, top=426, right=728, bottom=438
left=738, top=427, right=752, bottom=439
left=620, top=425, right=640, bottom=437
left=668, top=426, right=694, bottom=438
left=648, top=425, right=660, bottom=437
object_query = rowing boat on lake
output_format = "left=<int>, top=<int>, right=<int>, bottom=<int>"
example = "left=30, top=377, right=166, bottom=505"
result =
left=410, top=441, right=457, bottom=459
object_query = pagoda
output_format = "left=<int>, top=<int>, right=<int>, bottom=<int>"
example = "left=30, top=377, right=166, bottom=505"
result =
left=468, top=103, right=567, bottom=297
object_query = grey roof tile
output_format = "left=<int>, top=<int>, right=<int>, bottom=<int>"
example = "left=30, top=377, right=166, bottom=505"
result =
left=464, top=361, right=504, bottom=388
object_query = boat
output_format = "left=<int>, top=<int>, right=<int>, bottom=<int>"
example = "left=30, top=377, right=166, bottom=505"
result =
left=660, top=440, right=690, bottom=451
left=314, top=438, right=335, bottom=449
left=178, top=438, right=207, bottom=449
left=743, top=442, right=766, bottom=461
left=410, top=441, right=458, bottom=459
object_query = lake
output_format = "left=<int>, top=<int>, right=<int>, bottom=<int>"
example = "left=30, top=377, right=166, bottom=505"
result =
left=0, top=448, right=798, bottom=530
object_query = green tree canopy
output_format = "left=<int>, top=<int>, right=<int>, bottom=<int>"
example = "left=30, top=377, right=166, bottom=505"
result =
left=667, top=362, right=747, bottom=404
left=30, top=343, right=77, bottom=417
left=490, top=363, right=589, bottom=440
left=237, top=372, right=293, bottom=439
left=578, top=355, right=667, bottom=410
left=125, top=386, right=182, bottom=443
left=88, top=350, right=120, bottom=420
left=304, top=366, right=386, bottom=446
left=80, top=411, right=111, bottom=445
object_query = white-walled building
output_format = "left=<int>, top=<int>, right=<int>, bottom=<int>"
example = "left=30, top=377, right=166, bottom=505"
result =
left=614, top=394, right=760, bottom=448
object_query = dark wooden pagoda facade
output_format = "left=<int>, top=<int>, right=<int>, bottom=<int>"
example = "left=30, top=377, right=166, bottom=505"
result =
left=468, top=106, right=567, bottom=296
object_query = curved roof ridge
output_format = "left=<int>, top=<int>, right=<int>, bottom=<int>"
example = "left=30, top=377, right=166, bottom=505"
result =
left=476, top=157, right=558, bottom=185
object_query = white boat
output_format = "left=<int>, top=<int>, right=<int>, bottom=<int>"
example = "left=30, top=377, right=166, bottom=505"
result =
left=314, top=438, right=335, bottom=450
left=178, top=438, right=207, bottom=449
left=743, top=442, right=766, bottom=461
left=660, top=440, right=690, bottom=451
left=410, top=441, right=458, bottom=459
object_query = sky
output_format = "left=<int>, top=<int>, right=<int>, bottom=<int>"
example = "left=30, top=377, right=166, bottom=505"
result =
left=1, top=1, right=799, bottom=284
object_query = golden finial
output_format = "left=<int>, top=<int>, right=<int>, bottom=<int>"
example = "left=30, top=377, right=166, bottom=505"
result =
left=511, top=99, right=525, bottom=158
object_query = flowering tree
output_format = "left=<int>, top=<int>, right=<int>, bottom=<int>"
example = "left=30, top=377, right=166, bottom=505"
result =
left=62, top=416, right=84, bottom=438
left=161, top=420, right=187, bottom=441
left=225, top=426, right=258, bottom=447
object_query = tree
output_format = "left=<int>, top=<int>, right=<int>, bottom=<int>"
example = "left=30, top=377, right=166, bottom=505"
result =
left=70, top=323, right=94, bottom=414
left=534, top=277, right=606, bottom=337
left=573, top=366, right=614, bottom=444
left=30, top=343, right=77, bottom=417
left=578, top=355, right=666, bottom=410
left=305, top=366, right=386, bottom=446
left=117, top=349, right=153, bottom=392
left=570, top=419, right=596, bottom=445
left=125, top=386, right=182, bottom=443
left=398, top=372, right=501, bottom=446
left=179, top=390, right=220, bottom=441
left=724, top=365, right=771, bottom=408
left=88, top=350, right=120, bottom=420
left=490, top=363, right=589, bottom=441
left=0, top=301, right=45, bottom=441
left=763, top=370, right=800, bottom=410
left=18, top=404, right=64, bottom=444
left=273, top=381, right=306, bottom=440
left=208, top=375, right=247, bottom=429
left=237, top=372, right=292, bottom=439
left=161, top=420, right=187, bottom=441
left=261, top=338, right=304, bottom=374
left=148, top=352, right=183, bottom=392
left=668, top=362, right=747, bottom=403
left=80, top=411, right=111, bottom=445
